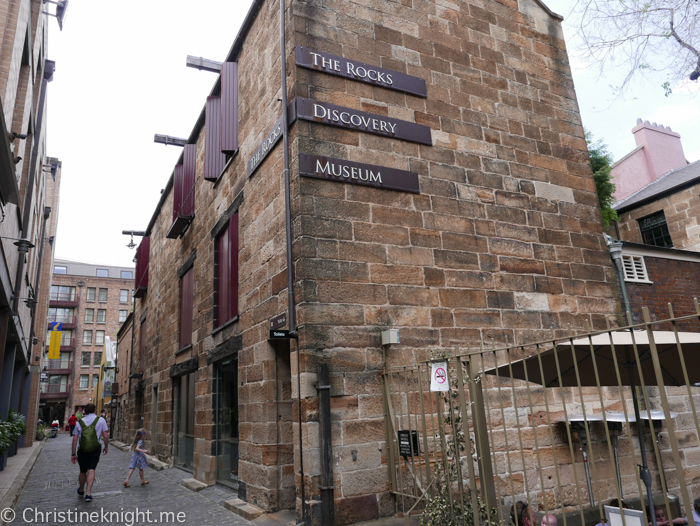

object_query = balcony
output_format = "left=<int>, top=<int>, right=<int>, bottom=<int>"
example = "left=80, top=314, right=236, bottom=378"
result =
left=47, top=315, right=77, bottom=329
left=39, top=384, right=71, bottom=399
left=45, top=337, right=76, bottom=352
left=45, top=360, right=72, bottom=374
left=49, top=292, right=79, bottom=308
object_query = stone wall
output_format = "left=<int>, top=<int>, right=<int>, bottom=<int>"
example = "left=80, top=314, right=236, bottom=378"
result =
left=616, top=181, right=700, bottom=252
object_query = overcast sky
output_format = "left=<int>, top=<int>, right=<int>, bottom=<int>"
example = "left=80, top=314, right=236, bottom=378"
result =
left=46, top=0, right=698, bottom=268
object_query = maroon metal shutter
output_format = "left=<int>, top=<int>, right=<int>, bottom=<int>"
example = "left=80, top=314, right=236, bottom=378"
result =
left=182, top=144, right=196, bottom=217
left=205, top=96, right=227, bottom=180
left=173, top=165, right=183, bottom=222
left=179, top=267, right=194, bottom=349
left=136, top=237, right=150, bottom=291
left=229, top=213, right=239, bottom=319
left=220, top=62, right=239, bottom=153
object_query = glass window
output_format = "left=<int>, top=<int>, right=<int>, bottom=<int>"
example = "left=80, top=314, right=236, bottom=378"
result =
left=79, top=374, right=89, bottom=390
left=82, top=352, right=91, bottom=367
left=86, top=287, right=96, bottom=302
left=215, top=214, right=238, bottom=327
left=97, top=309, right=106, bottom=323
left=119, top=310, right=128, bottom=323
left=95, top=331, right=105, bottom=345
left=174, top=371, right=196, bottom=471
left=639, top=211, right=673, bottom=247
left=96, top=269, right=109, bottom=277
left=48, top=307, right=75, bottom=324
left=180, top=267, right=194, bottom=350
left=121, top=271, right=133, bottom=279
left=215, top=359, right=239, bottom=486
left=98, top=288, right=108, bottom=302
left=54, top=265, right=67, bottom=274
left=51, top=285, right=76, bottom=302
left=92, top=375, right=99, bottom=388
left=120, top=289, right=129, bottom=302
left=93, top=352, right=102, bottom=366
left=82, top=330, right=92, bottom=345
left=84, top=309, right=94, bottom=323
left=60, top=330, right=72, bottom=346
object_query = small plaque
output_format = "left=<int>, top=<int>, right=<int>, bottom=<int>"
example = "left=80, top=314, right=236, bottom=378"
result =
left=296, top=46, right=428, bottom=97
left=270, top=313, right=287, bottom=330
left=397, top=430, right=419, bottom=457
left=296, top=98, right=432, bottom=146
left=247, top=114, right=284, bottom=178
left=269, top=330, right=291, bottom=339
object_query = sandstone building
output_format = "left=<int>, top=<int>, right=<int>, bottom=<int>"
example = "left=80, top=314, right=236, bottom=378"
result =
left=124, top=0, right=622, bottom=523
left=0, top=0, right=62, bottom=458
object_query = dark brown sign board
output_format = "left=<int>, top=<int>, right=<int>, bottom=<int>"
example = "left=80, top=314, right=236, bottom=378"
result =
left=398, top=430, right=419, bottom=457
left=296, top=98, right=432, bottom=146
left=247, top=114, right=284, bottom=178
left=299, top=153, right=420, bottom=194
left=295, top=46, right=428, bottom=98
left=269, top=330, right=291, bottom=339
left=269, top=313, right=287, bottom=330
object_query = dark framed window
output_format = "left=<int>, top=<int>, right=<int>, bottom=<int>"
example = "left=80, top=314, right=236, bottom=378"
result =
left=82, top=330, right=92, bottom=345
left=93, top=352, right=102, bottom=366
left=97, top=309, right=106, bottom=323
left=98, top=288, right=108, bottom=302
left=639, top=211, right=673, bottom=247
left=179, top=267, right=194, bottom=350
left=81, top=352, right=91, bottom=367
left=121, top=270, right=133, bottom=279
left=96, top=268, right=109, bottom=277
left=96, top=330, right=105, bottom=345
left=79, top=374, right=89, bottom=390
left=214, top=213, right=239, bottom=328
left=119, top=310, right=128, bottom=322
left=86, top=287, right=95, bottom=302
left=139, top=318, right=146, bottom=373
left=120, top=289, right=129, bottom=302
left=84, top=309, right=94, bottom=323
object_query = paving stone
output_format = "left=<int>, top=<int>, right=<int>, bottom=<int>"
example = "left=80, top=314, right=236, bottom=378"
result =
left=10, top=433, right=254, bottom=526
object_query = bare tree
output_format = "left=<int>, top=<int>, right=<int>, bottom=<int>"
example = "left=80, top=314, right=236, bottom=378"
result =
left=571, top=0, right=699, bottom=95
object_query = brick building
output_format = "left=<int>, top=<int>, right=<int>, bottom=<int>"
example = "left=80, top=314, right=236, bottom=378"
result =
left=37, top=259, right=134, bottom=428
left=611, top=120, right=700, bottom=252
left=113, top=311, right=133, bottom=442
left=0, top=0, right=63, bottom=459
left=124, top=0, right=622, bottom=523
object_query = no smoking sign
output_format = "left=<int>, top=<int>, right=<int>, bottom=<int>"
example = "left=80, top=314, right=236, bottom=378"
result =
left=430, top=361, right=449, bottom=392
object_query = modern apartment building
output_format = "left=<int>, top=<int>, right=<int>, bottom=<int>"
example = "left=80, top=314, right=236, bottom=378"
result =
left=122, top=0, right=621, bottom=523
left=37, top=259, right=134, bottom=427
left=0, top=0, right=62, bottom=457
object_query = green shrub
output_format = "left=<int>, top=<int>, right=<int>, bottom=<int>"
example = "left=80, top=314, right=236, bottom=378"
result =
left=0, top=411, right=27, bottom=455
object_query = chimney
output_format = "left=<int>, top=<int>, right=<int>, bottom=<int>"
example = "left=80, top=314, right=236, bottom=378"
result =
left=632, top=118, right=687, bottom=181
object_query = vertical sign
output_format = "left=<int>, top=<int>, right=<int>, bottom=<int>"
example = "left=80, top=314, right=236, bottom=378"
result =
left=48, top=322, right=62, bottom=359
left=430, top=361, right=448, bottom=392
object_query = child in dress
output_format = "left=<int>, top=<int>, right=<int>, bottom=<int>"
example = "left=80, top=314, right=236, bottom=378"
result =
left=123, top=428, right=149, bottom=487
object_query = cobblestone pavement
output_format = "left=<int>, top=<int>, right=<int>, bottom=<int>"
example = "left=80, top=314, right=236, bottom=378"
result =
left=9, top=432, right=254, bottom=526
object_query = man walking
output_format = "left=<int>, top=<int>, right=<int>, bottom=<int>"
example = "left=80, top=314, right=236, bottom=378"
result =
left=71, top=403, right=108, bottom=502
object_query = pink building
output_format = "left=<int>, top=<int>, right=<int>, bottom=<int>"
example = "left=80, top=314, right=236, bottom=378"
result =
left=612, top=119, right=688, bottom=203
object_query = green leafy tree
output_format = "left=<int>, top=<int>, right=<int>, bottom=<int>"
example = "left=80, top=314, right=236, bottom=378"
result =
left=586, top=132, right=619, bottom=229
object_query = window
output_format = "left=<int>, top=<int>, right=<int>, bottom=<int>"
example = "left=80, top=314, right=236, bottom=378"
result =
left=93, top=352, right=102, bottom=366
left=179, top=267, right=194, bottom=350
left=121, top=270, right=133, bottom=279
left=48, top=307, right=74, bottom=324
left=54, top=265, right=67, bottom=274
left=84, top=309, right=94, bottom=323
left=79, top=374, right=89, bottom=390
left=214, top=213, right=239, bottom=327
left=86, top=287, right=96, bottom=302
left=92, top=375, right=99, bottom=388
left=639, top=211, right=673, bottom=247
left=82, top=352, right=91, bottom=367
left=120, top=289, right=129, bottom=302
left=60, top=330, right=72, bottom=346
left=139, top=318, right=146, bottom=373
left=97, top=309, right=106, bottom=323
left=95, top=330, right=105, bottom=345
left=82, top=330, right=92, bottom=345
left=119, top=310, right=128, bottom=323
left=622, top=255, right=652, bottom=283
left=96, top=268, right=109, bottom=277
left=51, top=285, right=76, bottom=302
left=98, top=288, right=108, bottom=302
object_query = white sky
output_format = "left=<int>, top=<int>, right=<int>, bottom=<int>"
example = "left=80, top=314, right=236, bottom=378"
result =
left=46, top=0, right=699, bottom=268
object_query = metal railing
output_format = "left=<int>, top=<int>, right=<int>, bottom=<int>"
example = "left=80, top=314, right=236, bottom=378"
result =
left=49, top=292, right=78, bottom=302
left=40, top=384, right=70, bottom=394
left=381, top=301, right=700, bottom=526
left=46, top=360, right=72, bottom=371
left=47, top=314, right=77, bottom=325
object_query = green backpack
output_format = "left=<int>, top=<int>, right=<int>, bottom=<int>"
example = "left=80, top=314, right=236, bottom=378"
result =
left=78, top=418, right=100, bottom=453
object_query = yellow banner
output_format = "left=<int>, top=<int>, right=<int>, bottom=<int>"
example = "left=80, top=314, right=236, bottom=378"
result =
left=48, top=331, right=61, bottom=359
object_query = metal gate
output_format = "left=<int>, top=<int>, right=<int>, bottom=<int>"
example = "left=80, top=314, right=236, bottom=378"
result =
left=381, top=304, right=700, bottom=526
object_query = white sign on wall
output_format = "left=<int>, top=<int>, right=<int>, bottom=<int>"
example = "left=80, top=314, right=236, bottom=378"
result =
left=430, top=361, right=449, bottom=392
